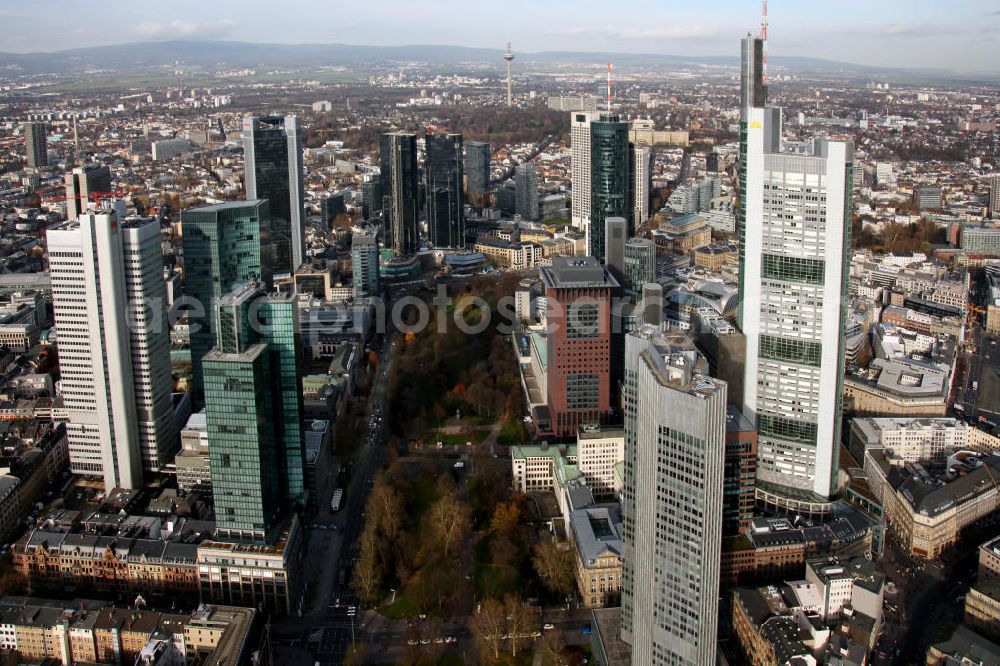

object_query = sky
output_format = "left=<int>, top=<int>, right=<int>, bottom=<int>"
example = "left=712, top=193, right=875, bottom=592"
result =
left=4, top=0, right=1000, bottom=72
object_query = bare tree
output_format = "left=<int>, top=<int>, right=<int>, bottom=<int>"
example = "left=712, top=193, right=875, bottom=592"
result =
left=352, top=528, right=384, bottom=606
left=532, top=540, right=577, bottom=598
left=425, top=492, right=471, bottom=558
left=504, top=594, right=535, bottom=658
left=470, top=598, right=507, bottom=663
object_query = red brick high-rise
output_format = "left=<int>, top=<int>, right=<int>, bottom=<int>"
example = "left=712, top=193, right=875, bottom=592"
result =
left=541, top=257, right=618, bottom=438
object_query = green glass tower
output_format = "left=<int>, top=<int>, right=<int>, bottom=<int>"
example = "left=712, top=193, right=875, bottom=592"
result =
left=182, top=200, right=272, bottom=404
left=203, top=284, right=306, bottom=541
left=204, top=286, right=278, bottom=541
left=590, top=114, right=630, bottom=264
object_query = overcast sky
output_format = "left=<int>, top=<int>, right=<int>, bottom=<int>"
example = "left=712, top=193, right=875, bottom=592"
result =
left=4, top=0, right=1000, bottom=72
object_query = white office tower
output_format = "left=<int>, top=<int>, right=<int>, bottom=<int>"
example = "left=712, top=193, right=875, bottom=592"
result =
left=621, top=326, right=725, bottom=666
left=631, top=145, right=651, bottom=226
left=739, top=107, right=853, bottom=511
left=571, top=112, right=595, bottom=231
left=990, top=174, right=1000, bottom=216
left=48, top=206, right=176, bottom=489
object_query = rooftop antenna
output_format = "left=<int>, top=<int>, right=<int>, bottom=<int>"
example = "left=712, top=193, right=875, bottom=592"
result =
left=504, top=40, right=515, bottom=107
left=607, top=63, right=613, bottom=112
left=761, top=0, right=769, bottom=86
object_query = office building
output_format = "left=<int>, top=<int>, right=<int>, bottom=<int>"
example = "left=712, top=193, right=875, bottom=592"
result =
left=203, top=284, right=306, bottom=540
left=725, top=406, right=758, bottom=537
left=623, top=238, right=655, bottom=297
left=151, top=138, right=192, bottom=161
left=181, top=200, right=272, bottom=402
left=426, top=132, right=465, bottom=248
left=631, top=145, right=652, bottom=226
left=65, top=165, right=112, bottom=220
left=622, top=326, right=725, bottom=666
left=380, top=132, right=420, bottom=256
left=465, top=141, right=491, bottom=196
left=361, top=179, right=382, bottom=219
left=913, top=185, right=942, bottom=211
left=23, top=122, right=48, bottom=169
left=739, top=107, right=853, bottom=511
left=740, top=35, right=767, bottom=118
left=515, top=163, right=540, bottom=221
left=988, top=175, right=1000, bottom=217
left=590, top=114, right=630, bottom=263
left=48, top=207, right=177, bottom=489
left=540, top=257, right=617, bottom=438
left=242, top=115, right=305, bottom=275
left=351, top=231, right=380, bottom=297
left=604, top=217, right=627, bottom=278
left=321, top=192, right=347, bottom=229
left=571, top=112, right=595, bottom=228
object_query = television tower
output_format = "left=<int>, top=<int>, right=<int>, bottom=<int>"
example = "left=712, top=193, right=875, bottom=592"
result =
left=504, top=40, right=515, bottom=107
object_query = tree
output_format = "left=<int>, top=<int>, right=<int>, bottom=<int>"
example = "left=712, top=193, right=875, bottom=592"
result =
left=352, top=528, right=384, bottom=606
left=504, top=594, right=535, bottom=658
left=470, top=598, right=507, bottom=663
left=369, top=480, right=404, bottom=542
left=532, top=540, right=577, bottom=598
left=343, top=644, right=368, bottom=666
left=425, top=492, right=471, bottom=559
left=490, top=499, right=523, bottom=536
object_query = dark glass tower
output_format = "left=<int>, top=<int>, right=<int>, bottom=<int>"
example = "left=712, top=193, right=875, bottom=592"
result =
left=380, top=133, right=419, bottom=256
left=23, top=122, right=48, bottom=169
left=243, top=115, right=304, bottom=275
left=426, top=132, right=465, bottom=248
left=515, top=163, right=539, bottom=221
left=590, top=114, right=630, bottom=263
left=465, top=141, right=491, bottom=196
left=181, top=200, right=272, bottom=404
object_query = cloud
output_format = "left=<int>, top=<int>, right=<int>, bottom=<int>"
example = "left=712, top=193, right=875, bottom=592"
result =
left=136, top=19, right=238, bottom=40
left=548, top=25, right=721, bottom=41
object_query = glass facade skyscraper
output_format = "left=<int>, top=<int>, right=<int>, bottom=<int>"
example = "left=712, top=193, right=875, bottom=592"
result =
left=204, top=284, right=306, bottom=541
left=380, top=133, right=419, bottom=256
left=426, top=132, right=465, bottom=248
left=739, top=107, right=853, bottom=511
left=243, top=115, right=305, bottom=275
left=465, top=141, right=491, bottom=196
left=515, top=163, right=539, bottom=221
left=590, top=114, right=630, bottom=263
left=181, top=200, right=272, bottom=403
left=622, top=326, right=725, bottom=666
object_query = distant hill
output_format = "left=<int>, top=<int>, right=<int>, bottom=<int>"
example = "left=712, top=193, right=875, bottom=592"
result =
left=0, top=40, right=978, bottom=82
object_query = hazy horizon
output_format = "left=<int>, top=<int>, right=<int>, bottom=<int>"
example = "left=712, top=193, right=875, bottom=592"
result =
left=3, top=0, right=1000, bottom=72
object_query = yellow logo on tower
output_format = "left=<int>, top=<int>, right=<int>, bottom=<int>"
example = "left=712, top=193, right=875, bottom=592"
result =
left=749, top=120, right=762, bottom=129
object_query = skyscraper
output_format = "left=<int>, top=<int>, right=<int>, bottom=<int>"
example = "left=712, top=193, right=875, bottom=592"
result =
left=630, top=145, right=652, bottom=227
left=380, top=133, right=419, bottom=256
left=571, top=112, right=595, bottom=229
left=465, top=141, right=491, bottom=197
left=426, top=132, right=465, bottom=248
left=182, top=200, right=272, bottom=402
left=540, top=257, right=617, bottom=438
left=590, top=114, right=630, bottom=263
left=204, top=285, right=279, bottom=541
left=622, top=326, right=725, bottom=666
left=48, top=206, right=177, bottom=489
left=991, top=175, right=1000, bottom=217
left=623, top=237, right=656, bottom=297
left=23, top=122, right=48, bottom=169
left=739, top=107, right=853, bottom=509
left=242, top=115, right=305, bottom=275
left=515, top=163, right=539, bottom=221
left=352, top=230, right=380, bottom=298
left=740, top=35, right=768, bottom=118
left=204, top=283, right=307, bottom=540
left=65, top=165, right=113, bottom=220
left=320, top=192, right=346, bottom=230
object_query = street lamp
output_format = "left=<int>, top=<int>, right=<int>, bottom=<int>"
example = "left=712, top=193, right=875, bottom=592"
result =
left=390, top=588, right=397, bottom=604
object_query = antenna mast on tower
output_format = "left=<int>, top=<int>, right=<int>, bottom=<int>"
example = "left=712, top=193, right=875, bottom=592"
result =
left=760, top=0, right=769, bottom=86
left=607, top=63, right=613, bottom=112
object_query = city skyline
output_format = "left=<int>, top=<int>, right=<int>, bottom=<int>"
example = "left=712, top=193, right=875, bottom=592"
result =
left=3, top=1, right=1000, bottom=72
